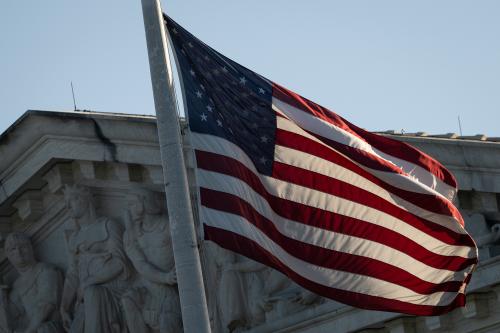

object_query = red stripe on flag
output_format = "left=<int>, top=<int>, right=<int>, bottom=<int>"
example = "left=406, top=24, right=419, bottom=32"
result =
left=273, top=161, right=468, bottom=246
left=195, top=150, right=477, bottom=270
left=200, top=188, right=466, bottom=294
left=275, top=129, right=464, bottom=226
left=280, top=119, right=412, bottom=177
left=196, top=149, right=474, bottom=250
left=272, top=83, right=457, bottom=188
left=204, top=225, right=467, bottom=316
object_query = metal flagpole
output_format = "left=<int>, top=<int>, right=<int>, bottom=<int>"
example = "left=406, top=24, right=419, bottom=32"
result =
left=140, top=0, right=211, bottom=332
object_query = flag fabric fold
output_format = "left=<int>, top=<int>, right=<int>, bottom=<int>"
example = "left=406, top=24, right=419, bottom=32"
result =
left=164, top=14, right=478, bottom=315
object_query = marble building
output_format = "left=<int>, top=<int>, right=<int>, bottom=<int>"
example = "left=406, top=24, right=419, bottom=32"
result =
left=0, top=109, right=499, bottom=333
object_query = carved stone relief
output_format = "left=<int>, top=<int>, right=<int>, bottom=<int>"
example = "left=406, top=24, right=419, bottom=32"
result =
left=0, top=232, right=63, bottom=333
left=0, top=177, right=324, bottom=333
left=121, top=189, right=182, bottom=333
left=204, top=242, right=323, bottom=332
left=60, top=185, right=133, bottom=333
left=205, top=242, right=247, bottom=332
left=464, top=212, right=500, bottom=259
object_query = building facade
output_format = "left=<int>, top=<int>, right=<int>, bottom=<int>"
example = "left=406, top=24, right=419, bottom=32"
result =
left=0, top=110, right=499, bottom=332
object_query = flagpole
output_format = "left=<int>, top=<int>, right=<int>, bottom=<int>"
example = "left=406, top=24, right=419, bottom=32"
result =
left=140, top=0, right=211, bottom=332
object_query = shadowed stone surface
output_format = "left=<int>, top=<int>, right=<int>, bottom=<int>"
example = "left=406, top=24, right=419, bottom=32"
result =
left=1, top=110, right=500, bottom=332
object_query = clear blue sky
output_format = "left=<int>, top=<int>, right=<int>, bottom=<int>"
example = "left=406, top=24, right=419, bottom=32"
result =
left=1, top=1, right=499, bottom=136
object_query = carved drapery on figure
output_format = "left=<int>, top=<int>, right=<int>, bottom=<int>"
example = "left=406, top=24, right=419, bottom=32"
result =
left=0, top=232, right=63, bottom=333
left=60, top=185, right=133, bottom=333
left=208, top=247, right=323, bottom=332
left=465, top=213, right=500, bottom=259
left=121, top=188, right=182, bottom=333
left=206, top=243, right=246, bottom=332
left=0, top=183, right=321, bottom=333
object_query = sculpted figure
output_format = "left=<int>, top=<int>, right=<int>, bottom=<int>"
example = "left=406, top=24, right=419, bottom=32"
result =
left=224, top=259, right=274, bottom=327
left=225, top=259, right=320, bottom=326
left=293, top=288, right=322, bottom=306
left=464, top=213, right=500, bottom=259
left=60, top=185, right=132, bottom=333
left=210, top=245, right=246, bottom=332
left=465, top=213, right=500, bottom=247
left=475, top=224, right=500, bottom=247
left=121, top=189, right=182, bottom=333
left=0, top=232, right=63, bottom=333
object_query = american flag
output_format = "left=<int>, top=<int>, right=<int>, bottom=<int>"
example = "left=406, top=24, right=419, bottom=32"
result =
left=164, top=15, right=477, bottom=315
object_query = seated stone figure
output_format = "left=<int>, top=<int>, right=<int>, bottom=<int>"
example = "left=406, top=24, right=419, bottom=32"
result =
left=0, top=232, right=63, bottom=333
left=121, top=189, right=182, bottom=333
left=225, top=258, right=322, bottom=327
left=60, top=185, right=133, bottom=333
left=211, top=245, right=246, bottom=332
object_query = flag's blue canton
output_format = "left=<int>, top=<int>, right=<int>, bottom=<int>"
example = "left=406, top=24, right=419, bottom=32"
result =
left=165, top=15, right=276, bottom=175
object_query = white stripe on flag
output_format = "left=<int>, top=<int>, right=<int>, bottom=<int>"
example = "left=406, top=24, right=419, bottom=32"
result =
left=191, top=133, right=474, bottom=259
left=272, top=98, right=457, bottom=200
left=275, top=115, right=443, bottom=197
left=201, top=207, right=464, bottom=306
left=274, top=142, right=465, bottom=235
left=197, top=166, right=473, bottom=259
left=198, top=168, right=471, bottom=283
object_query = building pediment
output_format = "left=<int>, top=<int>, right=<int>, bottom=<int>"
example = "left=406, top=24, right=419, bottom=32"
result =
left=1, top=110, right=500, bottom=332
